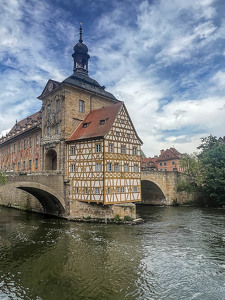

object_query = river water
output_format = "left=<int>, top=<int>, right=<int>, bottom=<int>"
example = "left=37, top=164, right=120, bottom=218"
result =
left=0, top=205, right=225, bottom=300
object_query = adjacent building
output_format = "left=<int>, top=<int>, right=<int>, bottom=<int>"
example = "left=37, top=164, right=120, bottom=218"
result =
left=141, top=147, right=183, bottom=172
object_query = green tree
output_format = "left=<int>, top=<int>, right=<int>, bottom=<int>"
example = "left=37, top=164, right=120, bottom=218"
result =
left=197, top=135, right=218, bottom=153
left=0, top=171, right=6, bottom=185
left=180, top=153, right=203, bottom=186
left=179, top=135, right=225, bottom=207
left=200, top=143, right=225, bottom=206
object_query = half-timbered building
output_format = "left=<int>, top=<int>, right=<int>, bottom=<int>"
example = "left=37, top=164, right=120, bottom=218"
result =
left=67, top=102, right=142, bottom=205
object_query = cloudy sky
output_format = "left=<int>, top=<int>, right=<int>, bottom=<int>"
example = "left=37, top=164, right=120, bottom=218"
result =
left=1, top=0, right=225, bottom=156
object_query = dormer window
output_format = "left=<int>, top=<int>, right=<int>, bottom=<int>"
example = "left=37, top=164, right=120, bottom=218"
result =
left=83, top=122, right=91, bottom=128
left=100, top=118, right=108, bottom=125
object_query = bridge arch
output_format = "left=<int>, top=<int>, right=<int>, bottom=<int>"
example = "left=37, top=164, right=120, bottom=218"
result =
left=0, top=181, right=66, bottom=216
left=140, top=170, right=181, bottom=205
left=141, top=180, right=167, bottom=205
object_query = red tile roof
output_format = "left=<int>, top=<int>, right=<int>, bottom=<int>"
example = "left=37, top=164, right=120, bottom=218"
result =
left=157, top=147, right=181, bottom=161
left=10, top=111, right=40, bottom=133
left=67, top=102, right=123, bottom=142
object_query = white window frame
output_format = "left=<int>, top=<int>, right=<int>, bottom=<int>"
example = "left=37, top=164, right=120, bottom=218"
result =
left=124, top=163, right=129, bottom=172
left=133, top=147, right=137, bottom=155
left=109, top=144, right=114, bottom=153
left=107, top=163, right=112, bottom=172
left=70, top=146, right=75, bottom=155
left=114, top=163, right=119, bottom=172
left=121, top=145, right=126, bottom=154
left=96, top=144, right=101, bottom=153
left=96, top=163, right=102, bottom=172
left=70, top=164, right=75, bottom=172
left=134, top=164, right=139, bottom=172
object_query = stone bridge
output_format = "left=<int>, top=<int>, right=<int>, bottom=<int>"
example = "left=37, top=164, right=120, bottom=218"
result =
left=0, top=170, right=190, bottom=218
left=0, top=171, right=70, bottom=217
left=141, top=170, right=189, bottom=205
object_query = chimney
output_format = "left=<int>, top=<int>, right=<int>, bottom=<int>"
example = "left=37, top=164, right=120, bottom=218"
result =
left=160, top=149, right=165, bottom=156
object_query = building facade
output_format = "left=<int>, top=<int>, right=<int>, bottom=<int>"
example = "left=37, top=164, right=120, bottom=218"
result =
left=0, top=112, right=42, bottom=173
left=0, top=26, right=142, bottom=210
left=141, top=147, right=183, bottom=172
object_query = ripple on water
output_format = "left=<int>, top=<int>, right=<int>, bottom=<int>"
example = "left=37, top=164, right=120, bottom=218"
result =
left=1, top=206, right=225, bottom=299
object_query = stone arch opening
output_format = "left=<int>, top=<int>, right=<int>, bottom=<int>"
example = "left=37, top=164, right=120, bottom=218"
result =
left=0, top=181, right=66, bottom=217
left=45, top=149, right=57, bottom=170
left=141, top=180, right=166, bottom=205
left=17, top=186, right=65, bottom=216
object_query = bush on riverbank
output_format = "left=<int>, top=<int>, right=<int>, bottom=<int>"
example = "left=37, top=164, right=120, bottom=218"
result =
left=0, top=172, right=6, bottom=185
left=180, top=135, right=225, bottom=207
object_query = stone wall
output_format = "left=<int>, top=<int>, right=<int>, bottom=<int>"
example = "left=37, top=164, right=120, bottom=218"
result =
left=0, top=186, right=42, bottom=212
left=69, top=200, right=136, bottom=220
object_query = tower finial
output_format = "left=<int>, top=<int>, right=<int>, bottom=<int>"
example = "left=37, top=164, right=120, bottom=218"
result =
left=79, top=22, right=83, bottom=43
left=72, top=22, right=90, bottom=75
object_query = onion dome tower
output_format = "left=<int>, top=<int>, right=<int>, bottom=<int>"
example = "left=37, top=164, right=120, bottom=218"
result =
left=72, top=24, right=90, bottom=75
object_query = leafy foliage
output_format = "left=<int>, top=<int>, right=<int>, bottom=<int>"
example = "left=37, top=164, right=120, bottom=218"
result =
left=197, top=135, right=218, bottom=153
left=180, top=153, right=203, bottom=186
left=200, top=143, right=225, bottom=206
left=181, top=135, right=225, bottom=207
left=0, top=171, right=6, bottom=185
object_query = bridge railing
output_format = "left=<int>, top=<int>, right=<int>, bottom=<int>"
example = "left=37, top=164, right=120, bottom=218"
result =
left=141, top=168, right=180, bottom=174
left=4, top=170, right=64, bottom=177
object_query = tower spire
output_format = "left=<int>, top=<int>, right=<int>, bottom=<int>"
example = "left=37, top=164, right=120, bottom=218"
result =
left=72, top=24, right=90, bottom=75
left=79, top=22, right=83, bottom=43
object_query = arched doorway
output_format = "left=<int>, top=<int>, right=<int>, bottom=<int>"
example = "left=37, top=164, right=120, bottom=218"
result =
left=45, top=149, right=57, bottom=170
left=141, top=180, right=166, bottom=205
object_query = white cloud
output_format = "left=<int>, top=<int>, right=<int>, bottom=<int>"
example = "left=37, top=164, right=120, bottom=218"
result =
left=0, top=0, right=225, bottom=158
left=211, top=71, right=225, bottom=90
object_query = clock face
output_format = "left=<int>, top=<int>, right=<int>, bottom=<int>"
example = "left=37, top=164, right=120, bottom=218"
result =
left=48, top=82, right=53, bottom=92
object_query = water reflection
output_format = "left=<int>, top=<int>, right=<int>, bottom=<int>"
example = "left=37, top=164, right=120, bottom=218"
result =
left=0, top=208, right=145, bottom=300
left=0, top=206, right=225, bottom=300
